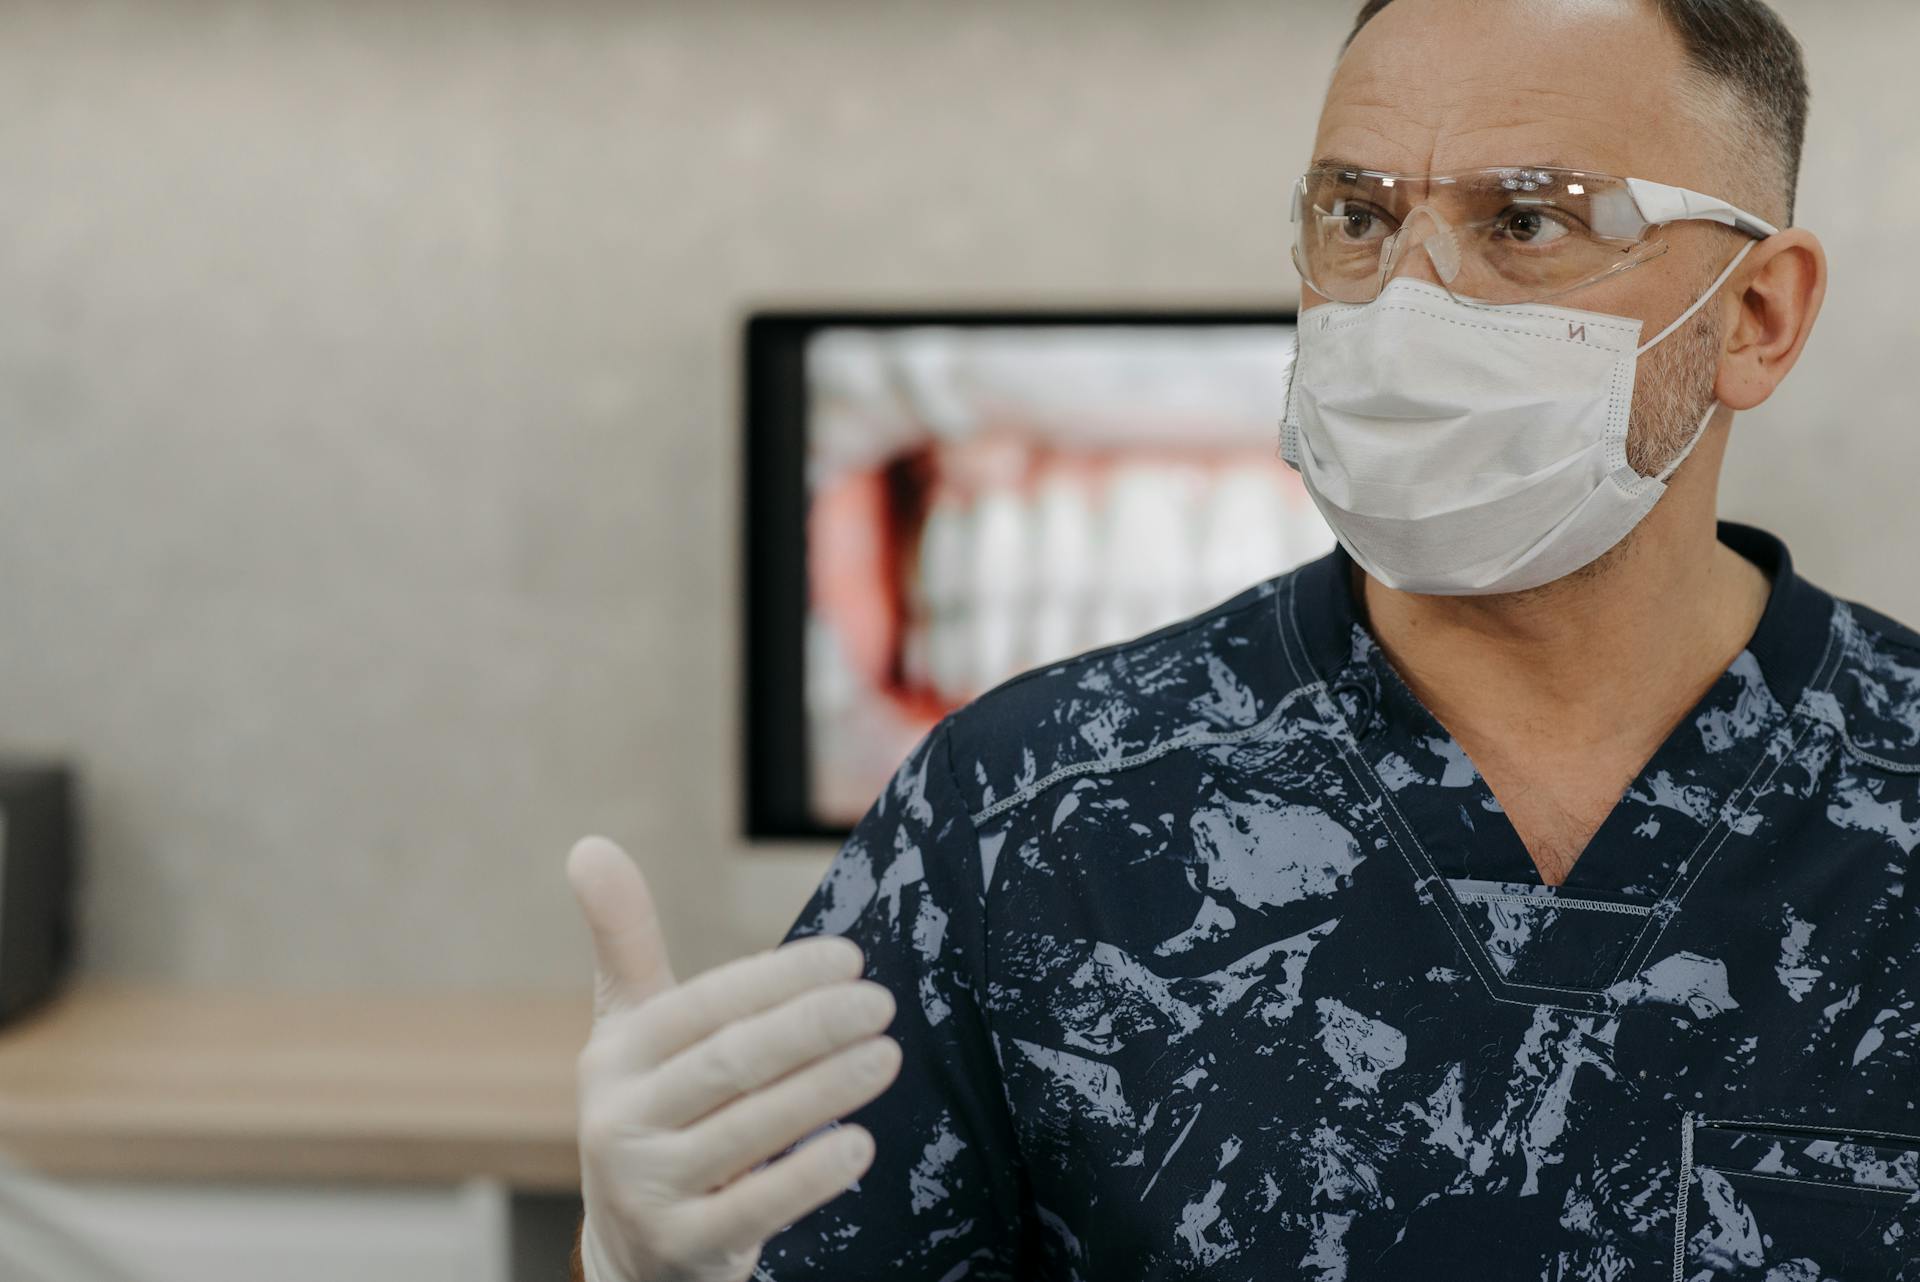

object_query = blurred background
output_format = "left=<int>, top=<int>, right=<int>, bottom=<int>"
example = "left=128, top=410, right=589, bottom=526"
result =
left=0, top=0, right=1913, bottom=1277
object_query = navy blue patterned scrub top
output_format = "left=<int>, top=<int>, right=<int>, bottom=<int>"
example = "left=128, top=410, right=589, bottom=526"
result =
left=759, top=519, right=1920, bottom=1280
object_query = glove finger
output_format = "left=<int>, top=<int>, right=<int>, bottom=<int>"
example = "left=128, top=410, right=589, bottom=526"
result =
left=639, top=978, right=895, bottom=1128
left=673, top=1033, right=901, bottom=1194
left=672, top=1124, right=875, bottom=1263
left=567, top=834, right=678, bottom=1016
left=625, top=932, right=865, bottom=1067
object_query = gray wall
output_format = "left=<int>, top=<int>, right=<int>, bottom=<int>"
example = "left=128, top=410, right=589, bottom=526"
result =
left=0, top=0, right=1912, bottom=991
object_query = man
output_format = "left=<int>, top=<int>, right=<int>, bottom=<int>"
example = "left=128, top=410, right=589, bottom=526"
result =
left=568, top=0, right=1920, bottom=1277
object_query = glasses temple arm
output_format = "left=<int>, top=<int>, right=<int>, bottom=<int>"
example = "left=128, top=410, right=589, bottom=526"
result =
left=1626, top=176, right=1780, bottom=239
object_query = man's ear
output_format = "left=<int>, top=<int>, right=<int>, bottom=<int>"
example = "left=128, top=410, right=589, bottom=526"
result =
left=1715, top=227, right=1827, bottom=412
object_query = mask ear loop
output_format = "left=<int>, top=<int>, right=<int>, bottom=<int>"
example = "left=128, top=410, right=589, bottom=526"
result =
left=1640, top=237, right=1761, bottom=484
left=1648, top=395, right=1723, bottom=485
left=1636, top=237, right=1758, bottom=357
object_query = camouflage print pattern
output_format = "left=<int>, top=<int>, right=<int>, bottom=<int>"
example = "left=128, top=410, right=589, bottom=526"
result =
left=758, top=520, right=1920, bottom=1280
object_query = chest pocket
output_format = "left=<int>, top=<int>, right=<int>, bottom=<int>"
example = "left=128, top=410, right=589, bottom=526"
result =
left=1677, top=1113, right=1920, bottom=1279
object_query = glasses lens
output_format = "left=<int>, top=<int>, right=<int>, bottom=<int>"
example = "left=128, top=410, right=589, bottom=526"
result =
left=1295, top=167, right=1650, bottom=304
left=1295, top=169, right=1404, bottom=303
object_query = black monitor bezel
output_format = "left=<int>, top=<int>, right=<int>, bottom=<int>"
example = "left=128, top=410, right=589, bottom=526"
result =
left=742, top=305, right=1299, bottom=842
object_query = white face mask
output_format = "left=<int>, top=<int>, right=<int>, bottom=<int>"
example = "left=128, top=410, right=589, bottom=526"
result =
left=1280, top=241, right=1756, bottom=595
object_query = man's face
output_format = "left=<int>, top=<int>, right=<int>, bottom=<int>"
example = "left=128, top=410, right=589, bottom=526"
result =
left=1309, top=0, right=1742, bottom=476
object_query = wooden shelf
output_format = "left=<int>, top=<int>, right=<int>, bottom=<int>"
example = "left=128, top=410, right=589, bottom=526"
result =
left=0, top=983, right=589, bottom=1192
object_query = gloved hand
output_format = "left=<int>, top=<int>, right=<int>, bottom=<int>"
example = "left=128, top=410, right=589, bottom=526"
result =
left=566, top=835, right=902, bottom=1282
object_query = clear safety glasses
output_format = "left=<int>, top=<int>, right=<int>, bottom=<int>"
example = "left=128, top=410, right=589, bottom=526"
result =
left=1290, top=165, right=1779, bottom=305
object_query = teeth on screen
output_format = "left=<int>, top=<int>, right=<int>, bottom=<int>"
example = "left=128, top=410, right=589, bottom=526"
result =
left=917, top=488, right=976, bottom=703
left=908, top=458, right=1328, bottom=701
left=1031, top=472, right=1097, bottom=667
left=1201, top=471, right=1287, bottom=604
left=899, top=613, right=930, bottom=692
left=1100, top=464, right=1195, bottom=639
left=969, top=489, right=1029, bottom=693
left=1034, top=472, right=1096, bottom=588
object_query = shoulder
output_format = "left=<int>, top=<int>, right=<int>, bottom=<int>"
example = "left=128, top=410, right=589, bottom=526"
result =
left=1823, top=594, right=1920, bottom=771
left=941, top=570, right=1314, bottom=829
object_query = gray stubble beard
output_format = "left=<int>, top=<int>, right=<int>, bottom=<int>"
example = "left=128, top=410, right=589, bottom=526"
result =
left=1527, top=286, right=1731, bottom=598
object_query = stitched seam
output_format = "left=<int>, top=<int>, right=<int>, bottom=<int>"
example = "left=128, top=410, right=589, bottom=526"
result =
left=1617, top=713, right=1826, bottom=982
left=1284, top=559, right=1616, bottom=1006
left=1605, top=346, right=1635, bottom=471
left=1310, top=676, right=1620, bottom=998
left=1317, top=305, right=1636, bottom=349
left=1805, top=602, right=1920, bottom=773
left=1603, top=729, right=1794, bottom=986
left=1303, top=679, right=1616, bottom=1008
left=1835, top=723, right=1920, bottom=774
left=966, top=699, right=1295, bottom=827
left=1282, top=583, right=1614, bottom=1010
left=1322, top=693, right=1577, bottom=1008
left=1267, top=579, right=1611, bottom=1005
left=1449, top=890, right=1654, bottom=917
left=1277, top=567, right=1314, bottom=692
left=1694, top=1116, right=1920, bottom=1149
left=1672, top=1110, right=1694, bottom=1281
left=1698, top=1166, right=1920, bottom=1198
left=1615, top=604, right=1848, bottom=982
left=1299, top=593, right=1624, bottom=1002
left=1321, top=290, right=1645, bottom=331
left=1316, top=297, right=1640, bottom=343
left=1278, top=585, right=1551, bottom=1009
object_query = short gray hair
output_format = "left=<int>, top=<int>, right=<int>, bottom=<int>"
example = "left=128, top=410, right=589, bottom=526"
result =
left=1342, top=0, right=1810, bottom=226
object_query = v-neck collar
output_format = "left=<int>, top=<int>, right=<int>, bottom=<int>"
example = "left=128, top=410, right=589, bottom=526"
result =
left=1279, top=520, right=1838, bottom=898
left=1274, top=519, right=1844, bottom=1006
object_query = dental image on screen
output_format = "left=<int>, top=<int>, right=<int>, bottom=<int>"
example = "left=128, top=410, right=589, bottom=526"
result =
left=802, top=323, right=1332, bottom=825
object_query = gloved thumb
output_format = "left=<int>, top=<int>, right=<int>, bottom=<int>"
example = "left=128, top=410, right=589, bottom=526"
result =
left=566, top=835, right=678, bottom=1017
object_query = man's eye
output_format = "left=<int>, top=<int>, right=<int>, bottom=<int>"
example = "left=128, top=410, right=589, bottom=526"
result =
left=1493, top=206, right=1572, bottom=245
left=1330, top=201, right=1391, bottom=243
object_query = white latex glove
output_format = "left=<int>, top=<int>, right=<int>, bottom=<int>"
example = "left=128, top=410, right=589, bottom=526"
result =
left=566, top=835, right=902, bottom=1282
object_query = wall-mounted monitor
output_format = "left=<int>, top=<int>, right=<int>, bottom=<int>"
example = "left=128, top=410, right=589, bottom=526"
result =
left=743, top=309, right=1329, bottom=840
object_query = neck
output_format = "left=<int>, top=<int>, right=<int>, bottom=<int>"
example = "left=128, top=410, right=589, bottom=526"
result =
left=1353, top=440, right=1772, bottom=752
